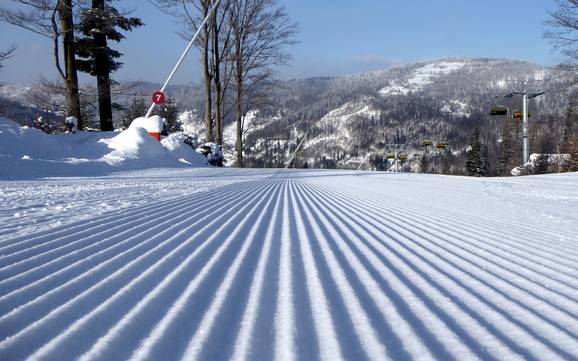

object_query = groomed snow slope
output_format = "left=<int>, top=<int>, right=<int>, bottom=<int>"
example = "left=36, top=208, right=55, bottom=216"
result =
left=1, top=170, right=577, bottom=361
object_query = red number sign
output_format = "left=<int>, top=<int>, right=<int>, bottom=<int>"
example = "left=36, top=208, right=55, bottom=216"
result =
left=152, top=91, right=166, bottom=105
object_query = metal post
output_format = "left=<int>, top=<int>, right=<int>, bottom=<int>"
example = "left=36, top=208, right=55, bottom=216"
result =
left=522, top=93, right=529, bottom=164
left=285, top=130, right=309, bottom=169
left=357, top=153, right=371, bottom=171
left=145, top=0, right=222, bottom=118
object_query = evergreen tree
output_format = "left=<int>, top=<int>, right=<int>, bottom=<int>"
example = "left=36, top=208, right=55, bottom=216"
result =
left=498, top=119, right=515, bottom=176
left=419, top=153, right=430, bottom=173
left=157, top=98, right=180, bottom=133
left=466, top=128, right=488, bottom=177
left=562, top=101, right=577, bottom=153
left=440, top=150, right=453, bottom=175
left=76, top=0, right=143, bottom=131
left=564, top=136, right=578, bottom=172
left=535, top=131, right=555, bottom=174
left=123, top=97, right=147, bottom=128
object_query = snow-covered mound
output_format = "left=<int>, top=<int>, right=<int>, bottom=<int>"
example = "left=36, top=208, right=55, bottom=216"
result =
left=161, top=133, right=209, bottom=166
left=99, top=126, right=177, bottom=165
left=0, top=117, right=208, bottom=179
left=129, top=116, right=164, bottom=140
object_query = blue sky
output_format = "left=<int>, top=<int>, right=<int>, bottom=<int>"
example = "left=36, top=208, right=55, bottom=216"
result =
left=0, top=0, right=564, bottom=85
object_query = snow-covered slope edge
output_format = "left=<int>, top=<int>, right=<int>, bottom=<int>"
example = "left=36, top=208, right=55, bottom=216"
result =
left=0, top=117, right=208, bottom=179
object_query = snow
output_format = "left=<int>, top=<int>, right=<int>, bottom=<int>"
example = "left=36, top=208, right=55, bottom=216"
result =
left=0, top=168, right=577, bottom=361
left=161, top=133, right=208, bottom=166
left=304, top=98, right=381, bottom=152
left=0, top=85, right=32, bottom=102
left=511, top=153, right=570, bottom=176
left=0, top=117, right=208, bottom=180
left=223, top=110, right=261, bottom=146
left=99, top=126, right=173, bottom=165
left=440, top=100, right=470, bottom=117
left=64, top=117, right=78, bottom=133
left=379, top=61, right=466, bottom=95
left=177, top=110, right=203, bottom=137
left=129, top=116, right=164, bottom=134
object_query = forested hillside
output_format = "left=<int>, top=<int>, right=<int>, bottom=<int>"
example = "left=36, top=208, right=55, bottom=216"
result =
left=2, top=57, right=576, bottom=175
left=240, top=58, right=577, bottom=175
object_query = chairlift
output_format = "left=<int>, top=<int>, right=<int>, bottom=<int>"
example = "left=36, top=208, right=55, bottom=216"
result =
left=490, top=106, right=508, bottom=116
left=386, top=153, right=396, bottom=159
left=398, top=153, right=408, bottom=161
left=421, top=140, right=433, bottom=147
left=436, top=142, right=449, bottom=149
left=512, top=111, right=530, bottom=119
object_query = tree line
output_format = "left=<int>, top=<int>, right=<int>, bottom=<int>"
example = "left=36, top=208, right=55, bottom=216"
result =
left=1, top=0, right=297, bottom=167
left=0, top=0, right=143, bottom=131
left=154, top=0, right=296, bottom=166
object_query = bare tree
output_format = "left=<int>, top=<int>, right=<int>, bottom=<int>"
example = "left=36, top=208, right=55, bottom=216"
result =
left=211, top=0, right=234, bottom=145
left=0, top=46, right=16, bottom=71
left=155, top=0, right=217, bottom=142
left=545, top=0, right=578, bottom=65
left=57, top=0, right=82, bottom=126
left=0, top=0, right=83, bottom=128
left=0, top=47, right=16, bottom=114
left=152, top=0, right=296, bottom=160
left=228, top=0, right=297, bottom=166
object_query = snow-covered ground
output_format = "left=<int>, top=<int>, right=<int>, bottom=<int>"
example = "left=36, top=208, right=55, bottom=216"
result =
left=1, top=169, right=577, bottom=361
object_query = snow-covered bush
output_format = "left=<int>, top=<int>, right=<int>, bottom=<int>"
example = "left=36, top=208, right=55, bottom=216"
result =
left=177, top=110, right=205, bottom=137
left=197, top=142, right=224, bottom=167
left=511, top=153, right=570, bottom=176
left=161, top=132, right=208, bottom=166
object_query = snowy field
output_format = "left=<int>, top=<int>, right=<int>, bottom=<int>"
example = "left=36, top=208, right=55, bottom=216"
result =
left=1, top=169, right=578, bottom=361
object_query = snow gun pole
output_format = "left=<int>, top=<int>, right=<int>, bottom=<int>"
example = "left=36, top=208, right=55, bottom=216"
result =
left=285, top=130, right=309, bottom=169
left=522, top=93, right=529, bottom=164
left=145, top=0, right=222, bottom=118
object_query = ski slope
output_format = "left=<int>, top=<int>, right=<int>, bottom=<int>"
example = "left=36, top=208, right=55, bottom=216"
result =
left=1, top=170, right=578, bottom=361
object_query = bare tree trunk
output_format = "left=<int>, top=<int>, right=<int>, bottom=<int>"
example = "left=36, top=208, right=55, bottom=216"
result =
left=58, top=0, right=82, bottom=129
left=235, top=56, right=243, bottom=167
left=202, top=1, right=213, bottom=142
left=212, top=12, right=223, bottom=145
left=92, top=0, right=114, bottom=131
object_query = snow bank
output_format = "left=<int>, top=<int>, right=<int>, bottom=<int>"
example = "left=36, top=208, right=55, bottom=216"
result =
left=130, top=115, right=164, bottom=133
left=99, top=126, right=175, bottom=165
left=0, top=116, right=208, bottom=180
left=161, top=133, right=209, bottom=166
left=511, top=153, right=570, bottom=176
